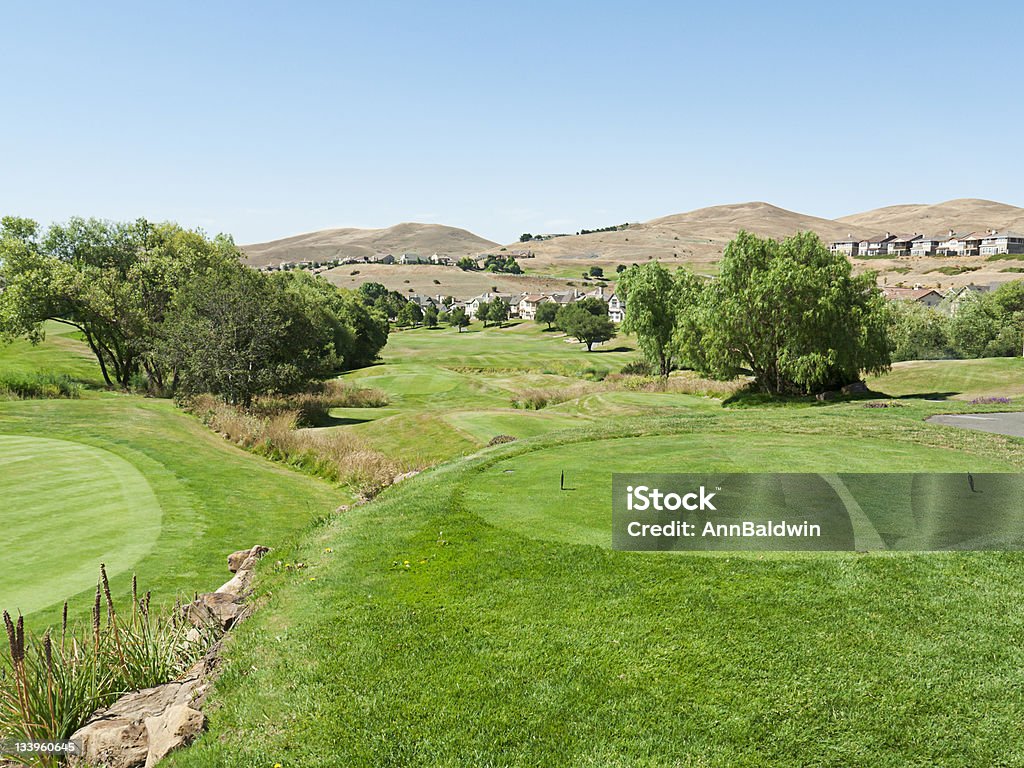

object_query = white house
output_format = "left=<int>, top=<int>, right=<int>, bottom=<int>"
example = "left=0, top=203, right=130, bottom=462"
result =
left=980, top=231, right=1024, bottom=256
left=608, top=292, right=626, bottom=323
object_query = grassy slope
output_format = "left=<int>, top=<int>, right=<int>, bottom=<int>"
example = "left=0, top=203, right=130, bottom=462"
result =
left=172, top=409, right=1024, bottom=767
left=869, top=357, right=1024, bottom=400
left=0, top=335, right=349, bottom=627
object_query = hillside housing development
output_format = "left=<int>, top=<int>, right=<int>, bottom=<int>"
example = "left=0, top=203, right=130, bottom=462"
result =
left=830, top=229, right=1024, bottom=258
left=407, top=284, right=626, bottom=323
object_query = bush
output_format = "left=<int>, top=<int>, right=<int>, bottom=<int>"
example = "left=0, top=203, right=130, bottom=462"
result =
left=181, top=394, right=401, bottom=498
left=620, top=359, right=652, bottom=376
left=0, top=372, right=81, bottom=400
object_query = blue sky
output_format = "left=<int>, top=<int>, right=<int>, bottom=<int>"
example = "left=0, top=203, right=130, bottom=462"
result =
left=2, top=1, right=1021, bottom=244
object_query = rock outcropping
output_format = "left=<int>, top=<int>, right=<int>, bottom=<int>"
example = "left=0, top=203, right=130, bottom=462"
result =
left=68, top=545, right=268, bottom=768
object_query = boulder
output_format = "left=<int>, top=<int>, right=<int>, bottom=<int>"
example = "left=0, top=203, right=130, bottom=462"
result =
left=227, top=545, right=269, bottom=573
left=841, top=381, right=869, bottom=395
left=69, top=657, right=213, bottom=768
left=186, top=591, right=246, bottom=631
left=144, top=705, right=205, bottom=767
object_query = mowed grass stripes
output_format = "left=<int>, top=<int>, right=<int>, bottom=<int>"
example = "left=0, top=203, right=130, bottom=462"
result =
left=0, top=434, right=161, bottom=616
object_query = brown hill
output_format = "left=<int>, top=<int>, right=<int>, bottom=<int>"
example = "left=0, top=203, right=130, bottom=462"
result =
left=837, top=198, right=1024, bottom=236
left=242, top=222, right=499, bottom=267
left=509, top=202, right=869, bottom=274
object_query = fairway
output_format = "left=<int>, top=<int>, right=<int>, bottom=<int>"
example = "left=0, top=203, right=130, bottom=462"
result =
left=463, top=432, right=1020, bottom=547
left=0, top=435, right=162, bottom=616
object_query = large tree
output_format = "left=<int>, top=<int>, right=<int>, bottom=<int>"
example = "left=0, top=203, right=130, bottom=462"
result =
left=0, top=216, right=239, bottom=389
left=618, top=261, right=678, bottom=377
left=534, top=301, right=558, bottom=329
left=556, top=299, right=616, bottom=351
left=689, top=231, right=892, bottom=395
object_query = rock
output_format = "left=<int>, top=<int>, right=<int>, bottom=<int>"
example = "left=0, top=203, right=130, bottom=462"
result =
left=144, top=705, right=205, bottom=767
left=841, top=380, right=869, bottom=395
left=227, top=545, right=269, bottom=573
left=815, top=390, right=840, bottom=402
left=69, top=660, right=212, bottom=768
left=186, top=591, right=247, bottom=631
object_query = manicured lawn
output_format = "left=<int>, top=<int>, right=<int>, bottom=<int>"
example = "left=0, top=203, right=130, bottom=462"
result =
left=0, top=434, right=162, bottom=616
left=868, top=357, right=1024, bottom=400
left=463, top=430, right=1020, bottom=548
left=0, top=320, right=106, bottom=388
left=169, top=410, right=1024, bottom=767
left=0, top=397, right=348, bottom=627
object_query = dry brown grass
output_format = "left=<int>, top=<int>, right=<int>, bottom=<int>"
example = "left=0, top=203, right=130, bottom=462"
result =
left=182, top=395, right=400, bottom=498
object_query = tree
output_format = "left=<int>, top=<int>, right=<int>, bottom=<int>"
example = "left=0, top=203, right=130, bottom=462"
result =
left=519, top=233, right=534, bottom=242
left=489, top=298, right=510, bottom=327
left=588, top=266, right=604, bottom=278
left=0, top=216, right=239, bottom=390
left=534, top=301, right=558, bottom=330
left=889, top=301, right=952, bottom=361
left=449, top=306, right=470, bottom=332
left=456, top=257, right=478, bottom=271
left=476, top=300, right=492, bottom=327
left=618, top=262, right=679, bottom=377
left=556, top=303, right=616, bottom=351
left=158, top=264, right=300, bottom=406
left=616, top=264, right=627, bottom=274
left=396, top=301, right=423, bottom=327
left=424, top=304, right=439, bottom=328
left=689, top=231, right=892, bottom=395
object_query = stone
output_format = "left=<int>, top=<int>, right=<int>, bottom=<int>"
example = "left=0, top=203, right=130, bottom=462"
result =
left=69, top=660, right=211, bottom=768
left=841, top=380, right=869, bottom=395
left=227, top=545, right=269, bottom=573
left=186, top=591, right=246, bottom=631
left=144, top=705, right=205, bottom=767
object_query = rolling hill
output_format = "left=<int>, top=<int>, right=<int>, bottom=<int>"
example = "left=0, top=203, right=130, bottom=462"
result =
left=837, top=198, right=1024, bottom=236
left=242, top=222, right=499, bottom=267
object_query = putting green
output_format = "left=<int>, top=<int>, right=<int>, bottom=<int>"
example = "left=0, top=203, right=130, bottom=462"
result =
left=463, top=432, right=1019, bottom=547
left=0, top=435, right=162, bottom=616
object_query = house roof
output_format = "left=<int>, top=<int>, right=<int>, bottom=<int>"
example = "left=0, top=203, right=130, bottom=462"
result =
left=881, top=287, right=943, bottom=301
left=983, top=231, right=1024, bottom=239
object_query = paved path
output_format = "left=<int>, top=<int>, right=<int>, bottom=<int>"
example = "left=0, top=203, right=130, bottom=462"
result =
left=927, top=411, right=1024, bottom=438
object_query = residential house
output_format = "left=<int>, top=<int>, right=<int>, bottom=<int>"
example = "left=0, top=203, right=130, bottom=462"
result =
left=937, top=231, right=973, bottom=256
left=516, top=294, right=552, bottom=320
left=858, top=233, right=898, bottom=257
left=466, top=292, right=521, bottom=318
left=829, top=236, right=860, bottom=257
left=374, top=254, right=395, bottom=264
left=910, top=235, right=944, bottom=256
left=944, top=283, right=993, bottom=315
left=880, top=287, right=944, bottom=307
left=608, top=292, right=626, bottom=323
left=980, top=231, right=1024, bottom=256
left=429, top=253, right=452, bottom=266
left=398, top=253, right=426, bottom=265
left=887, top=234, right=922, bottom=257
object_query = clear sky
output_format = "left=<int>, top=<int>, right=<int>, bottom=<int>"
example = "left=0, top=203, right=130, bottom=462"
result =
left=2, top=0, right=1021, bottom=245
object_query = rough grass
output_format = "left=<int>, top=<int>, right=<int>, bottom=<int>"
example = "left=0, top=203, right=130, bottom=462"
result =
left=0, top=371, right=81, bottom=400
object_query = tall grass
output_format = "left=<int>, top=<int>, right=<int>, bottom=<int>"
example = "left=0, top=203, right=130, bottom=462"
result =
left=0, top=372, right=81, bottom=401
left=251, top=381, right=389, bottom=426
left=184, top=394, right=400, bottom=497
left=0, top=568, right=217, bottom=766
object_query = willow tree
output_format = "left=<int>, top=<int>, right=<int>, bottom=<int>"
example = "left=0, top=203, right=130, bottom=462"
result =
left=689, top=231, right=893, bottom=395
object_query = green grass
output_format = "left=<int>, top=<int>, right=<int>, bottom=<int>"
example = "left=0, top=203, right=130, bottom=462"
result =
left=0, top=397, right=349, bottom=628
left=10, top=312, right=1024, bottom=765
left=169, top=410, right=1024, bottom=767
left=0, top=321, right=106, bottom=388
left=868, top=357, right=1024, bottom=400
left=0, top=434, right=162, bottom=616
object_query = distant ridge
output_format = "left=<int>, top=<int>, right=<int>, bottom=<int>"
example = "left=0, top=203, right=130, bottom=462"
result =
left=242, top=222, right=499, bottom=267
left=837, top=198, right=1024, bottom=236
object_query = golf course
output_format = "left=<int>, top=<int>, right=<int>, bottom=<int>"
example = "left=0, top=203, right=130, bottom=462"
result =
left=3, top=320, right=1024, bottom=766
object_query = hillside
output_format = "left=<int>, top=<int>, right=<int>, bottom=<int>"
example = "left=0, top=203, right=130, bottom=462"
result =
left=837, top=198, right=1024, bottom=236
left=508, top=202, right=870, bottom=276
left=242, top=222, right=499, bottom=267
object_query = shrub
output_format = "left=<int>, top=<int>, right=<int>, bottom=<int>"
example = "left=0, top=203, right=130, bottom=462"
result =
left=487, top=435, right=517, bottom=446
left=620, top=359, right=652, bottom=376
left=0, top=567, right=217, bottom=759
left=0, top=372, right=81, bottom=400
left=970, top=396, right=1012, bottom=405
